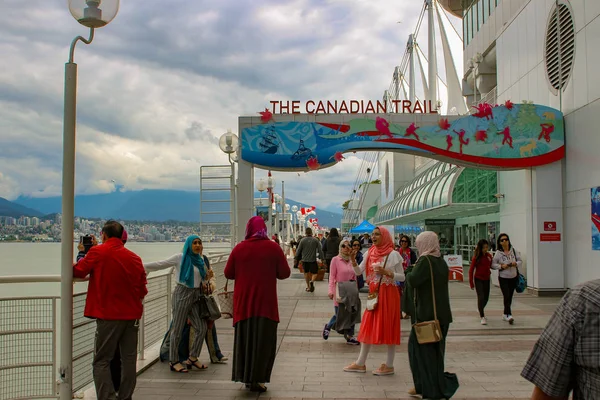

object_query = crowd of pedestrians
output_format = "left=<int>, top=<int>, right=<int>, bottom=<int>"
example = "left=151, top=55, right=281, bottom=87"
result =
left=74, top=219, right=596, bottom=400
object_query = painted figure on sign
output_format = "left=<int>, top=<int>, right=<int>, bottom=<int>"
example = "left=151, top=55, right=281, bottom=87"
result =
left=438, top=118, right=451, bottom=131
left=519, top=139, right=537, bottom=157
left=497, top=127, right=513, bottom=148
left=471, top=103, right=494, bottom=120
left=259, top=108, right=273, bottom=123
left=453, top=129, right=470, bottom=154
left=404, top=122, right=420, bottom=141
left=538, top=123, right=554, bottom=143
left=446, top=134, right=453, bottom=151
left=375, top=117, right=393, bottom=139
left=475, top=130, right=487, bottom=143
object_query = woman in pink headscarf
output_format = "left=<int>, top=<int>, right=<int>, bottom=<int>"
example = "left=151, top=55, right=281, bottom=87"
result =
left=343, top=227, right=404, bottom=376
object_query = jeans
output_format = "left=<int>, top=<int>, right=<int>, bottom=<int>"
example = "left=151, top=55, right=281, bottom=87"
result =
left=326, top=306, right=355, bottom=336
left=498, top=276, right=518, bottom=315
left=474, top=279, right=490, bottom=318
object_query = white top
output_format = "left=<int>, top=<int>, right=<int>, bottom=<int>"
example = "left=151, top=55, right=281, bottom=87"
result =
left=144, top=253, right=209, bottom=289
left=353, top=249, right=405, bottom=284
left=491, top=248, right=522, bottom=279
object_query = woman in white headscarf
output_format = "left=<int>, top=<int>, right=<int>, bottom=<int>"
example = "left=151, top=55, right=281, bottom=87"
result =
left=405, top=231, right=459, bottom=399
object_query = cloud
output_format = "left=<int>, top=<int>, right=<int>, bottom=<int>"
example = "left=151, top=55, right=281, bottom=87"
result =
left=0, top=0, right=461, bottom=213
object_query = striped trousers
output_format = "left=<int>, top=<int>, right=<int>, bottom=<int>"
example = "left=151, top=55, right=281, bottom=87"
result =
left=170, top=284, right=207, bottom=363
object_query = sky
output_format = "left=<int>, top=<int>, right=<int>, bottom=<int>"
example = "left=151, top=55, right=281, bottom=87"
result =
left=0, top=0, right=463, bottom=213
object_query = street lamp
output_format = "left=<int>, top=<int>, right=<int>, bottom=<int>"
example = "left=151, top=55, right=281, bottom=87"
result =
left=60, top=1, right=119, bottom=398
left=256, top=179, right=267, bottom=205
left=218, top=130, right=239, bottom=249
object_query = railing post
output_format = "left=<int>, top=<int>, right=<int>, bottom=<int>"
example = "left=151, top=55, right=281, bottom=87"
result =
left=138, top=299, right=145, bottom=361
left=52, top=298, right=58, bottom=396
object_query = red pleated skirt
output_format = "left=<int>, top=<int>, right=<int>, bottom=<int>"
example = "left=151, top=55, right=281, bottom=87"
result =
left=357, top=283, right=401, bottom=345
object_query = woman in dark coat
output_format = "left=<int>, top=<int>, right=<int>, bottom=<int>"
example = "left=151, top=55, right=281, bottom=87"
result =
left=398, top=234, right=418, bottom=319
left=323, top=228, right=342, bottom=273
left=405, top=231, right=459, bottom=399
left=224, top=216, right=291, bottom=392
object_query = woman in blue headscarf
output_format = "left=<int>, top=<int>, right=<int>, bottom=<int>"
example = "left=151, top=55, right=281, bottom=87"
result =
left=145, top=235, right=215, bottom=373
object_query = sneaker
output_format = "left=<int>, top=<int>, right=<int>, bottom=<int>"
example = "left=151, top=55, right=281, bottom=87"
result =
left=343, top=363, right=366, bottom=373
left=507, top=315, right=514, bottom=325
left=322, top=324, right=330, bottom=340
left=346, top=337, right=360, bottom=345
left=407, top=387, right=422, bottom=398
left=373, top=363, right=394, bottom=376
left=502, top=314, right=510, bottom=322
left=480, top=317, right=487, bottom=325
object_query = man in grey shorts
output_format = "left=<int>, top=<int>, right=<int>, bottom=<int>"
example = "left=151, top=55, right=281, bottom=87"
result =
left=295, top=227, right=325, bottom=292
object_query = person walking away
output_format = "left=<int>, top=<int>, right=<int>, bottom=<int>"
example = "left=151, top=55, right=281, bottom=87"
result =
left=224, top=216, right=291, bottom=392
left=323, top=228, right=342, bottom=274
left=144, top=235, right=215, bottom=373
left=492, top=233, right=522, bottom=324
left=322, top=239, right=360, bottom=344
left=398, top=235, right=417, bottom=320
left=469, top=239, right=492, bottom=325
left=351, top=239, right=365, bottom=290
left=343, top=227, right=404, bottom=375
left=521, top=279, right=600, bottom=400
left=406, top=231, right=458, bottom=399
left=295, top=227, right=325, bottom=292
left=73, top=221, right=147, bottom=400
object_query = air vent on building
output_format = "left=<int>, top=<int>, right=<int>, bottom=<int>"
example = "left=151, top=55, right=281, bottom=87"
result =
left=544, top=2, right=576, bottom=92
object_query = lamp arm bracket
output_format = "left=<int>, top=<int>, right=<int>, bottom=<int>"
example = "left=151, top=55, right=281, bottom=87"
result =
left=69, top=27, right=95, bottom=63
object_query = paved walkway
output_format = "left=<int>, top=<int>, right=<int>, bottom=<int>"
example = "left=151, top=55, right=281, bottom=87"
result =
left=133, top=263, right=559, bottom=400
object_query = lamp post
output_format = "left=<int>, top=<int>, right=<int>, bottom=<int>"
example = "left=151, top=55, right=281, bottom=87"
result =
left=267, top=174, right=275, bottom=236
left=60, top=2, right=119, bottom=398
left=218, top=130, right=239, bottom=248
left=291, top=205, right=298, bottom=239
left=256, top=179, right=267, bottom=206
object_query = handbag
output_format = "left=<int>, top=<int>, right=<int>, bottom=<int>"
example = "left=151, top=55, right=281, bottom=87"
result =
left=366, top=254, right=390, bottom=311
left=511, top=249, right=527, bottom=293
left=216, top=279, right=234, bottom=319
left=412, top=256, right=443, bottom=344
left=200, top=283, right=222, bottom=320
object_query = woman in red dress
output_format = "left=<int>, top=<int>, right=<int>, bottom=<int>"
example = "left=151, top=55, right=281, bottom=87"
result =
left=343, top=227, right=404, bottom=375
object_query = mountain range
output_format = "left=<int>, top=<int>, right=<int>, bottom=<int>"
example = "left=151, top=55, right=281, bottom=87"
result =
left=8, top=190, right=342, bottom=228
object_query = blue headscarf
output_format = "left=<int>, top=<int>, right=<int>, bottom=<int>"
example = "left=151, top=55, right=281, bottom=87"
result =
left=179, top=235, right=206, bottom=288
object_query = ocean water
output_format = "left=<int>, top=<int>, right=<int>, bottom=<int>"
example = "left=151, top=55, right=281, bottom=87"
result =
left=0, top=242, right=207, bottom=298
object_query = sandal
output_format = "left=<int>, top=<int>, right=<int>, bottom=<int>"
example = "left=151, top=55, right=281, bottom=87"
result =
left=250, top=383, right=267, bottom=393
left=185, top=358, right=208, bottom=370
left=305, top=287, right=311, bottom=292
left=169, top=362, right=188, bottom=373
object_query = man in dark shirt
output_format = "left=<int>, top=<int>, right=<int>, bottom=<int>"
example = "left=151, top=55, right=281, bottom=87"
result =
left=295, top=227, right=324, bottom=292
left=521, top=279, right=600, bottom=400
left=73, top=220, right=147, bottom=400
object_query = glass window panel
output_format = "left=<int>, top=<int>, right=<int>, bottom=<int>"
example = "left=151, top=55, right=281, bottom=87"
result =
left=439, top=173, right=456, bottom=205
left=477, top=0, right=483, bottom=31
left=483, top=0, right=488, bottom=24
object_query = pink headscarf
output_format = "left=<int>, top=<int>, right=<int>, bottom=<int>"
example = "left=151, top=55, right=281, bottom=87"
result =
left=367, top=226, right=395, bottom=266
left=245, top=216, right=268, bottom=240
left=415, top=231, right=441, bottom=257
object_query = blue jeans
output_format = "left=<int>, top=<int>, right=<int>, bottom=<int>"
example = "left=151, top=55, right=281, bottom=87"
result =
left=326, top=306, right=355, bottom=336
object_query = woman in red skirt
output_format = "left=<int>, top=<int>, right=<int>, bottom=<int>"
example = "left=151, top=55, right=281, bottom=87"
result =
left=343, top=226, right=404, bottom=375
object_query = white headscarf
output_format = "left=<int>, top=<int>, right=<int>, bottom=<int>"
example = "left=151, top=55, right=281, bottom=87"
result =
left=415, top=231, right=441, bottom=257
left=338, top=239, right=351, bottom=261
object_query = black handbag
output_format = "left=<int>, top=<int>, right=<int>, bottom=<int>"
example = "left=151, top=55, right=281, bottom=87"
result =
left=199, top=282, right=221, bottom=320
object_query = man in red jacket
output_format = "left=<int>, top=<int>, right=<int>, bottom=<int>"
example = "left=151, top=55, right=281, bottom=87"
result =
left=73, top=220, right=147, bottom=400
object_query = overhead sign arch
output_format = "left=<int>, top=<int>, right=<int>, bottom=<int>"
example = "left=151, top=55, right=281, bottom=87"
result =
left=240, top=102, right=564, bottom=171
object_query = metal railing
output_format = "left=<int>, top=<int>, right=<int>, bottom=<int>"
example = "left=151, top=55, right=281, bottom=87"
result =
left=0, top=252, right=230, bottom=400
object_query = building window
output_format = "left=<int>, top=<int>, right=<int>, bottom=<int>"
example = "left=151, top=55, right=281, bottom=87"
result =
left=544, top=2, right=576, bottom=92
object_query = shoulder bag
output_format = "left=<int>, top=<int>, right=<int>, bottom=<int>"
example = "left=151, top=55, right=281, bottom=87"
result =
left=216, top=279, right=234, bottom=319
left=512, top=249, right=527, bottom=293
left=366, top=254, right=390, bottom=311
left=413, top=256, right=443, bottom=344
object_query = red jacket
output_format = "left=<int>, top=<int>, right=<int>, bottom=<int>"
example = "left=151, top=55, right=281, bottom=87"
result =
left=469, top=253, right=492, bottom=288
left=224, top=237, right=290, bottom=325
left=73, top=237, right=147, bottom=320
